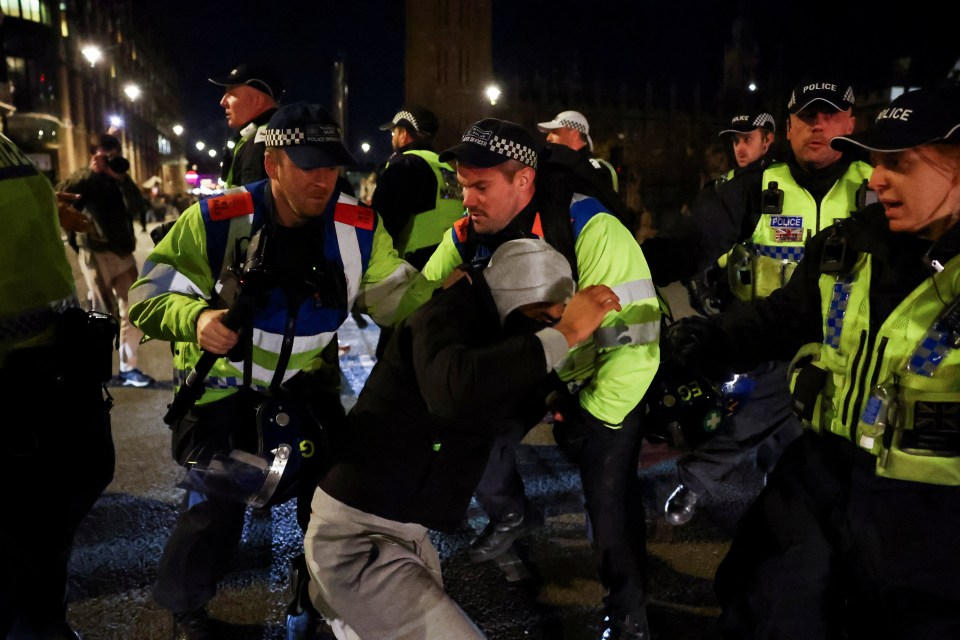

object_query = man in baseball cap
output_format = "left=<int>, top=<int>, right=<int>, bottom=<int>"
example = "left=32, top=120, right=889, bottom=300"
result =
left=719, top=110, right=777, bottom=170
left=426, top=116, right=660, bottom=640
left=537, top=109, right=594, bottom=151
left=537, top=109, right=620, bottom=193
left=131, top=99, right=421, bottom=638
left=209, top=60, right=285, bottom=187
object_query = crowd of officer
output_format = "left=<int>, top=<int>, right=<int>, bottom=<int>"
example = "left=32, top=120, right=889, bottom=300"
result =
left=4, top=50, right=959, bottom=640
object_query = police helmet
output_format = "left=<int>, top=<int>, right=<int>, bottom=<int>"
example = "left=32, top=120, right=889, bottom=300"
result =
left=642, top=358, right=727, bottom=450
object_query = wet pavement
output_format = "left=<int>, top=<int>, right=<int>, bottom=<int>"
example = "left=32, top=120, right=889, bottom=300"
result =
left=62, top=224, right=766, bottom=639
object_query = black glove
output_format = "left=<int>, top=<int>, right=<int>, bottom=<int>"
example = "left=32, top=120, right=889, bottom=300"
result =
left=547, top=388, right=590, bottom=463
left=663, top=316, right=734, bottom=383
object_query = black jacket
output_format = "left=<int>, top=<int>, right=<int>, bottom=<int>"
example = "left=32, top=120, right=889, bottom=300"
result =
left=220, top=108, right=277, bottom=187
left=56, top=168, right=143, bottom=255
left=319, top=275, right=555, bottom=531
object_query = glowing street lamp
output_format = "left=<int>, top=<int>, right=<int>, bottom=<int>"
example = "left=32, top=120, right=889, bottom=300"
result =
left=108, top=115, right=124, bottom=128
left=124, top=83, right=141, bottom=101
left=195, top=141, right=206, bottom=151
left=208, top=149, right=217, bottom=158
left=485, top=84, right=501, bottom=106
left=172, top=124, right=184, bottom=136
left=81, top=44, right=103, bottom=67
left=361, top=142, right=371, bottom=154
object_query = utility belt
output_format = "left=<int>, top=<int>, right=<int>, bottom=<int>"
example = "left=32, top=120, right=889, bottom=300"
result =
left=2, top=307, right=118, bottom=386
left=174, top=382, right=330, bottom=508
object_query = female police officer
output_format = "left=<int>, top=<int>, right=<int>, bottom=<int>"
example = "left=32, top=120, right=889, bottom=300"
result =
left=667, top=85, right=960, bottom=639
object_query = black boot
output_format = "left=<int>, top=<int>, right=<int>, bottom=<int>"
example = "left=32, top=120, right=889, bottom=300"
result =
left=468, top=507, right=542, bottom=563
left=286, top=553, right=326, bottom=640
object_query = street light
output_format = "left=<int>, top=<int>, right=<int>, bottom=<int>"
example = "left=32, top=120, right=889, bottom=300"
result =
left=748, top=82, right=758, bottom=92
left=485, top=84, right=501, bottom=105
left=81, top=44, right=103, bottom=67
left=172, top=124, right=184, bottom=136
left=195, top=141, right=206, bottom=151
left=208, top=149, right=217, bottom=158
left=124, top=83, right=141, bottom=101
left=361, top=142, right=371, bottom=154
left=109, top=115, right=124, bottom=128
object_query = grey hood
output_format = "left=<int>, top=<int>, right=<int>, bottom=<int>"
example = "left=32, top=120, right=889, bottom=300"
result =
left=483, top=239, right=575, bottom=325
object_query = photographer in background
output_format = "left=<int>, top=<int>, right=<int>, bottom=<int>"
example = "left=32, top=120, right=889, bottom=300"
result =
left=58, top=133, right=154, bottom=388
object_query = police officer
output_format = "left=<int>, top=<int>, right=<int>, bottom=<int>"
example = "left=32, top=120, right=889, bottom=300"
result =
left=209, top=60, right=284, bottom=188
left=678, top=109, right=779, bottom=316
left=663, top=79, right=874, bottom=526
left=0, top=132, right=116, bottom=639
left=373, top=105, right=464, bottom=270
left=538, top=109, right=620, bottom=193
left=129, top=102, right=427, bottom=638
left=668, top=84, right=960, bottom=640
left=423, top=119, right=661, bottom=639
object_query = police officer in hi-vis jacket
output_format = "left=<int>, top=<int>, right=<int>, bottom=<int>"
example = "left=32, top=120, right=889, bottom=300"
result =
left=129, top=102, right=429, bottom=638
left=667, top=84, right=960, bottom=640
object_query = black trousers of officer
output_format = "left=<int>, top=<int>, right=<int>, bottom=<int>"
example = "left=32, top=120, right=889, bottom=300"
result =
left=716, top=430, right=960, bottom=640
left=476, top=407, right=648, bottom=621
left=0, top=345, right=114, bottom=636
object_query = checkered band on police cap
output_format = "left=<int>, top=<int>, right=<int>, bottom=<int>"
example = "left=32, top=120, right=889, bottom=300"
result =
left=719, top=111, right=777, bottom=136
left=488, top=133, right=538, bottom=168
left=392, top=110, right=418, bottom=130
left=263, top=124, right=342, bottom=148
left=440, top=119, right=540, bottom=169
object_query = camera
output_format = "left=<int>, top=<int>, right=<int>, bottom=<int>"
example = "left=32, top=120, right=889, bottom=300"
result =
left=107, top=155, right=130, bottom=174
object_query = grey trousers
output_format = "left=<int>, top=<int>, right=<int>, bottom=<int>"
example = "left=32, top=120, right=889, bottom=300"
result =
left=304, top=488, right=486, bottom=640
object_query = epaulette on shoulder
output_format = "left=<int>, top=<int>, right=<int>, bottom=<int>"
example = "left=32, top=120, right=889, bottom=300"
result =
left=454, top=216, right=470, bottom=242
left=334, top=195, right=375, bottom=231
left=205, top=189, right=255, bottom=222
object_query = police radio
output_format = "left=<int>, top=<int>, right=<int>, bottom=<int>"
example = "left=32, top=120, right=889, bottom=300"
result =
left=761, top=181, right=784, bottom=216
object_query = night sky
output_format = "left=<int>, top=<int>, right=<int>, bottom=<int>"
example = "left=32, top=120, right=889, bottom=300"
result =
left=141, top=0, right=957, bottom=168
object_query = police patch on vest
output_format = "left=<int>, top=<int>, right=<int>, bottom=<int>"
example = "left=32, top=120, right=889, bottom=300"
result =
left=770, top=215, right=803, bottom=243
left=333, top=202, right=375, bottom=230
left=207, top=191, right=255, bottom=221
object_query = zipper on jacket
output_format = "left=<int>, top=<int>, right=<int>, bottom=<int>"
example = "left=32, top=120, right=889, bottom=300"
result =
left=840, top=328, right=869, bottom=434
